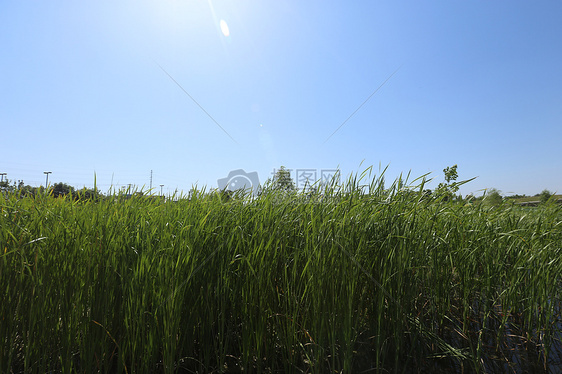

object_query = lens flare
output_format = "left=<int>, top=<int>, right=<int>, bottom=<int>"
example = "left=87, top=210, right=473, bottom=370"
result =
left=220, top=19, right=230, bottom=37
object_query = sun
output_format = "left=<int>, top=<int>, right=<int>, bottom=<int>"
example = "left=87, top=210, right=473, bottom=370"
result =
left=219, top=19, right=230, bottom=37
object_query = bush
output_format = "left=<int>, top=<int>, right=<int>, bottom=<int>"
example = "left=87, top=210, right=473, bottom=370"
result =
left=540, top=189, right=553, bottom=204
left=483, top=188, right=503, bottom=206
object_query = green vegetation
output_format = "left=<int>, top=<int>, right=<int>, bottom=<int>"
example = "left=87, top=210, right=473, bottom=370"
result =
left=1, top=169, right=561, bottom=373
left=262, top=165, right=297, bottom=192
left=1, top=179, right=102, bottom=201
left=503, top=190, right=561, bottom=204
left=540, top=189, right=554, bottom=204
left=483, top=188, right=503, bottom=207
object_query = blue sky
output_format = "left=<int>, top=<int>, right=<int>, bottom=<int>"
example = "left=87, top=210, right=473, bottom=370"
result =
left=1, top=1, right=561, bottom=196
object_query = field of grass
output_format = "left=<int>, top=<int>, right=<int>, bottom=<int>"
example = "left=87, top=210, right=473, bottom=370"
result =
left=1, top=172, right=562, bottom=373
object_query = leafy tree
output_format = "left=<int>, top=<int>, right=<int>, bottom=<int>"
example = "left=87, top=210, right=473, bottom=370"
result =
left=268, top=166, right=296, bottom=192
left=483, top=188, right=503, bottom=206
left=443, top=164, right=458, bottom=184
left=539, top=189, right=553, bottom=204
left=74, top=187, right=104, bottom=202
left=50, top=182, right=75, bottom=198
left=0, top=179, right=13, bottom=193
left=435, top=164, right=459, bottom=200
left=1, top=179, right=42, bottom=196
left=505, top=194, right=527, bottom=200
left=19, top=183, right=40, bottom=197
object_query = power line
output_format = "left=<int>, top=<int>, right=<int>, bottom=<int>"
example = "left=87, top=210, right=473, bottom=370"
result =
left=323, top=65, right=402, bottom=144
left=154, top=61, right=238, bottom=144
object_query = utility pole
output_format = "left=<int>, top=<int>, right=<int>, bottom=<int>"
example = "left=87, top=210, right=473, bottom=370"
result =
left=160, top=184, right=164, bottom=196
left=44, top=171, right=52, bottom=188
left=150, top=170, right=153, bottom=190
left=0, top=173, right=6, bottom=182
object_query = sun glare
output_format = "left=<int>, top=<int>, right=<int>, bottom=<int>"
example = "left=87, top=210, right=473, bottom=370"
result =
left=220, top=19, right=230, bottom=37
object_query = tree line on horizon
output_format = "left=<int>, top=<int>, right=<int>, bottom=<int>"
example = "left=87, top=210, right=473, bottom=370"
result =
left=0, top=165, right=558, bottom=205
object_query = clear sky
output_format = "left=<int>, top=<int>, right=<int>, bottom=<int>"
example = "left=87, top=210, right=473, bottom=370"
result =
left=1, top=1, right=561, bottom=196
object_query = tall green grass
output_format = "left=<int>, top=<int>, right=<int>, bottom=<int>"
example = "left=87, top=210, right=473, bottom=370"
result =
left=1, top=171, right=561, bottom=373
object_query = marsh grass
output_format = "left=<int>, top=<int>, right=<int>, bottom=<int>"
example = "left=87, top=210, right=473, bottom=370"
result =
left=1, top=170, right=561, bottom=373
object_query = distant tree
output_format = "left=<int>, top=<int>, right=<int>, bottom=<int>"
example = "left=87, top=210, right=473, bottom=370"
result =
left=505, top=194, right=527, bottom=200
left=19, top=183, right=40, bottom=197
left=1, top=179, right=41, bottom=196
left=50, top=182, right=75, bottom=198
left=270, top=166, right=296, bottom=192
left=74, top=187, right=103, bottom=202
left=483, top=188, right=503, bottom=206
left=0, top=179, right=13, bottom=193
left=435, top=164, right=459, bottom=200
left=539, top=189, right=553, bottom=204
left=443, top=164, right=458, bottom=184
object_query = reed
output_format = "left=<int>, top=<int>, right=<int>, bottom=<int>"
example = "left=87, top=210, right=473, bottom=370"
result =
left=1, top=170, right=561, bottom=372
